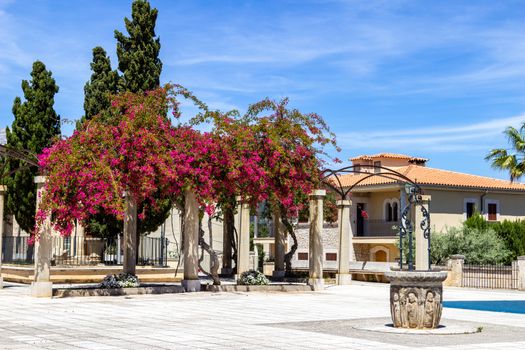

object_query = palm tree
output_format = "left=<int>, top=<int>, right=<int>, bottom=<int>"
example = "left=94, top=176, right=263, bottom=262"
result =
left=486, top=123, right=525, bottom=182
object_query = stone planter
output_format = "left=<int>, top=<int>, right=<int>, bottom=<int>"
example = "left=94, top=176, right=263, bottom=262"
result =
left=385, top=270, right=448, bottom=329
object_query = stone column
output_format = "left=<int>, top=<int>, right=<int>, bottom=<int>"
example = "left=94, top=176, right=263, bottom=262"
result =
left=236, top=198, right=251, bottom=281
left=518, top=256, right=525, bottom=291
left=123, top=193, right=137, bottom=276
left=75, top=221, right=85, bottom=258
left=221, top=207, right=233, bottom=275
left=309, top=189, right=325, bottom=291
left=272, top=206, right=286, bottom=278
left=182, top=190, right=200, bottom=292
left=32, top=176, right=53, bottom=298
left=0, top=186, right=5, bottom=289
left=414, top=195, right=431, bottom=271
left=447, top=254, right=465, bottom=287
left=336, top=199, right=353, bottom=285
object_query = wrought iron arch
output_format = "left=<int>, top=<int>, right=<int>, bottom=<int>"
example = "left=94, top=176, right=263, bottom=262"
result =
left=0, top=144, right=40, bottom=182
left=320, top=164, right=431, bottom=271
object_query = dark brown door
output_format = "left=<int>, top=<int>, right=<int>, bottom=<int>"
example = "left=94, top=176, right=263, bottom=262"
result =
left=357, top=203, right=365, bottom=236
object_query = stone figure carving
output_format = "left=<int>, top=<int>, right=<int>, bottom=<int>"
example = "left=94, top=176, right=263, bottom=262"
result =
left=406, top=292, right=418, bottom=328
left=391, top=292, right=402, bottom=327
left=386, top=270, right=447, bottom=329
left=424, top=291, right=435, bottom=328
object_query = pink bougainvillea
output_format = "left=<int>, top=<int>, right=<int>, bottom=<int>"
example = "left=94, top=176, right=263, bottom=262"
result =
left=36, top=86, right=222, bottom=237
left=35, top=85, right=338, bottom=238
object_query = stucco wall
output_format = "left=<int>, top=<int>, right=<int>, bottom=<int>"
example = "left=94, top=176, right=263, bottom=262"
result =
left=424, top=189, right=525, bottom=233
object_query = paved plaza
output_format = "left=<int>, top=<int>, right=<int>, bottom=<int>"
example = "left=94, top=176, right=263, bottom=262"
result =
left=1, top=281, right=525, bottom=349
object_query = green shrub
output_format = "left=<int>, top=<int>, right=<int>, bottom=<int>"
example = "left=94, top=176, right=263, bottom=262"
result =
left=431, top=226, right=512, bottom=265
left=464, top=212, right=489, bottom=230
left=491, top=220, right=525, bottom=261
left=463, top=213, right=525, bottom=262
left=99, top=273, right=140, bottom=288
left=238, top=270, right=269, bottom=285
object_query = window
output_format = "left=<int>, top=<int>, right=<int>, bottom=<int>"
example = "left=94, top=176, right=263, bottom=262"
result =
left=392, top=202, right=399, bottom=222
left=488, top=203, right=498, bottom=221
left=354, top=165, right=361, bottom=173
left=325, top=252, right=337, bottom=261
left=385, top=202, right=393, bottom=221
left=374, top=161, right=381, bottom=173
left=298, top=252, right=308, bottom=261
left=384, top=199, right=400, bottom=222
left=466, top=202, right=475, bottom=219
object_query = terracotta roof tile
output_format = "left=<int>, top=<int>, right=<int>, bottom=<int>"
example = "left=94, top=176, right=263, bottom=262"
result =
left=350, top=153, right=428, bottom=162
left=335, top=165, right=525, bottom=192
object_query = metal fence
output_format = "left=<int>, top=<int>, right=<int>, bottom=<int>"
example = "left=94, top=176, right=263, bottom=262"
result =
left=2, top=235, right=168, bottom=267
left=462, top=262, right=518, bottom=290
left=2, top=236, right=34, bottom=265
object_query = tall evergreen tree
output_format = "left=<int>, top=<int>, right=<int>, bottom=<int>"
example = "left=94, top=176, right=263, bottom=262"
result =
left=85, top=0, right=167, bottom=240
left=115, top=0, right=162, bottom=93
left=80, top=46, right=119, bottom=124
left=5, top=61, right=60, bottom=232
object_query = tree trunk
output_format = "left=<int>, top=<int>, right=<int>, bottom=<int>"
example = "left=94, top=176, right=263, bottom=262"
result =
left=198, top=216, right=220, bottom=285
left=282, top=205, right=298, bottom=275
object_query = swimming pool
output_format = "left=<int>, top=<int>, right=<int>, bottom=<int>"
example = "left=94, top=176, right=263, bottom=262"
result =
left=444, top=300, right=525, bottom=314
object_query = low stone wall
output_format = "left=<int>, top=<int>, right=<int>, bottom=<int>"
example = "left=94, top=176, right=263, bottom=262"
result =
left=202, top=284, right=313, bottom=292
left=54, top=284, right=185, bottom=298
left=1, top=265, right=183, bottom=284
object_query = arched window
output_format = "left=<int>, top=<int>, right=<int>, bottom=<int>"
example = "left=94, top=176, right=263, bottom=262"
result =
left=392, top=201, right=399, bottom=222
left=385, top=202, right=393, bottom=222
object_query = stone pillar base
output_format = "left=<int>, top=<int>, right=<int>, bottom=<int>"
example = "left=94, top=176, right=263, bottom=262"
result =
left=309, top=278, right=324, bottom=291
left=221, top=268, right=233, bottom=276
left=31, top=282, right=53, bottom=298
left=182, top=279, right=201, bottom=292
left=272, top=270, right=285, bottom=278
left=336, top=273, right=352, bottom=285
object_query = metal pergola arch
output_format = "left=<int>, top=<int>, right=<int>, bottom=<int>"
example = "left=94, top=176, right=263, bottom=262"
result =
left=319, top=164, right=430, bottom=271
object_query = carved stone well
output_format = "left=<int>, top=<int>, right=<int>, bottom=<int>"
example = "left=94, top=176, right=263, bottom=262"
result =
left=385, top=270, right=448, bottom=329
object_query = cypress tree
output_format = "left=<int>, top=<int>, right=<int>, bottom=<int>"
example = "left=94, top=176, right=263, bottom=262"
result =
left=5, top=61, right=60, bottom=233
left=85, top=0, right=167, bottom=240
left=80, top=46, right=119, bottom=124
left=115, top=0, right=162, bottom=93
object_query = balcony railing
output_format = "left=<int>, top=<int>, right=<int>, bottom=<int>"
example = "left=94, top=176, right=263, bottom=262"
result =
left=356, top=219, right=399, bottom=237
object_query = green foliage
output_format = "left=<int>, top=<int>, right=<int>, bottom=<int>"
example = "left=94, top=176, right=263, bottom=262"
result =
left=489, top=220, right=525, bottom=261
left=431, top=226, right=512, bottom=265
left=5, top=60, right=60, bottom=233
left=85, top=0, right=165, bottom=237
left=238, top=270, right=270, bottom=285
left=115, top=0, right=162, bottom=93
left=80, top=47, right=119, bottom=124
left=486, top=122, right=525, bottom=182
left=464, top=212, right=489, bottom=230
left=462, top=213, right=525, bottom=262
left=395, top=233, right=416, bottom=266
left=99, top=273, right=140, bottom=288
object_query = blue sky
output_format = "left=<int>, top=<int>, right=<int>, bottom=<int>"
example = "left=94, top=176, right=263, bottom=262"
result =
left=1, top=0, right=525, bottom=179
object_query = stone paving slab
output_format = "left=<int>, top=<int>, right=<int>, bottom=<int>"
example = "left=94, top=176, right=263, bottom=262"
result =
left=0, top=281, right=525, bottom=349
left=265, top=317, right=525, bottom=347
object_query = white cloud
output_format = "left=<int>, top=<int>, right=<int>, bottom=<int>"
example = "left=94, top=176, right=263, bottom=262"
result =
left=338, top=114, right=525, bottom=151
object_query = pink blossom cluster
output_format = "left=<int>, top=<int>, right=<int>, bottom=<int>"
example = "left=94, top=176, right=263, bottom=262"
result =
left=35, top=86, right=337, bottom=238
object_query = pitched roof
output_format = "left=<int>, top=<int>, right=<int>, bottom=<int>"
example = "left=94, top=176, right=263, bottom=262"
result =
left=350, top=153, right=428, bottom=163
left=336, top=165, right=525, bottom=192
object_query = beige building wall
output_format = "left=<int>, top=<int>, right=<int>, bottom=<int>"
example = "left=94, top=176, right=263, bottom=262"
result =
left=367, top=190, right=401, bottom=221
left=424, top=188, right=525, bottom=233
